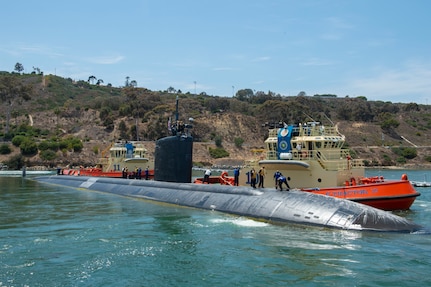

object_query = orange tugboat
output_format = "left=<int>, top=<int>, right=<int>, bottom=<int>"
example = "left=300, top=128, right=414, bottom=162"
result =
left=62, top=141, right=154, bottom=179
left=246, top=121, right=420, bottom=211
left=193, top=170, right=236, bottom=185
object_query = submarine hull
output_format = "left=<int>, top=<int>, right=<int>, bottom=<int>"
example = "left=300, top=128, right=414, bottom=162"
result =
left=33, top=175, right=421, bottom=232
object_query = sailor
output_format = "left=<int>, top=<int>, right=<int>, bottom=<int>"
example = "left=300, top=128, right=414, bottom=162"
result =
left=203, top=169, right=211, bottom=184
left=278, top=175, right=290, bottom=191
left=250, top=168, right=257, bottom=188
left=258, top=166, right=266, bottom=188
left=233, top=167, right=240, bottom=186
left=145, top=166, right=149, bottom=180
left=274, top=170, right=282, bottom=190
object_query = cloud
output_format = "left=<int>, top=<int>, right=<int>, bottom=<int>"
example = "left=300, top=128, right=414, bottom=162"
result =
left=252, top=56, right=271, bottom=62
left=88, top=55, right=125, bottom=64
left=349, top=62, right=431, bottom=101
left=0, top=43, right=64, bottom=57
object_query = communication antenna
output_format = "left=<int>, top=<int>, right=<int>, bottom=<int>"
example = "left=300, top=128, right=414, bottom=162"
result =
left=175, top=95, right=179, bottom=122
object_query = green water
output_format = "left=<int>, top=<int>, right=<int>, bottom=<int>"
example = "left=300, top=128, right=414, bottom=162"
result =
left=1, top=171, right=430, bottom=287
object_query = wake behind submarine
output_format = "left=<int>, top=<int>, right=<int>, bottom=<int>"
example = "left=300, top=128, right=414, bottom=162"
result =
left=33, top=99, right=421, bottom=232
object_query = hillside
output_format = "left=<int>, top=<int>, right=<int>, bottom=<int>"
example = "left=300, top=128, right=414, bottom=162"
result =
left=2, top=73, right=431, bottom=170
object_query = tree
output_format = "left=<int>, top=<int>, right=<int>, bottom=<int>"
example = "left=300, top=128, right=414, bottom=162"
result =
left=214, top=135, right=222, bottom=147
left=379, top=112, right=399, bottom=130
left=234, top=137, right=244, bottom=148
left=0, top=144, right=11, bottom=154
left=119, top=120, right=128, bottom=139
left=0, top=75, right=32, bottom=134
left=234, top=89, right=254, bottom=102
left=297, top=91, right=307, bottom=97
left=14, top=62, right=24, bottom=73
left=88, top=75, right=97, bottom=84
left=96, top=79, right=104, bottom=85
left=32, top=66, right=42, bottom=75
left=19, top=137, right=38, bottom=155
left=54, top=108, right=61, bottom=127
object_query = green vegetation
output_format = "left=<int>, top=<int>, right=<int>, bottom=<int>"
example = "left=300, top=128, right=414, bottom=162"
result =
left=59, top=136, right=83, bottom=152
left=391, top=147, right=417, bottom=160
left=19, top=138, right=38, bottom=155
left=5, top=154, right=25, bottom=170
left=214, top=135, right=223, bottom=147
left=40, top=149, right=57, bottom=161
left=38, top=139, right=60, bottom=151
left=234, top=137, right=244, bottom=148
left=208, top=147, right=229, bottom=158
left=0, top=144, right=11, bottom=154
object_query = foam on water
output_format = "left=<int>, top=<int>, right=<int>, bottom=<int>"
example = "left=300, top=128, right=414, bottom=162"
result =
left=210, top=217, right=269, bottom=227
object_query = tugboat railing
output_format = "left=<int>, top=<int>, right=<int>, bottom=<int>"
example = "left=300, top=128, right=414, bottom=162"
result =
left=264, top=149, right=364, bottom=171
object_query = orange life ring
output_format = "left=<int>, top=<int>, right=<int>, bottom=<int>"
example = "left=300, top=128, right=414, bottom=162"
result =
left=221, top=171, right=228, bottom=178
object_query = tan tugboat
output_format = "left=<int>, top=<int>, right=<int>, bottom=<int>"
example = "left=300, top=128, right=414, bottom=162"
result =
left=62, top=141, right=154, bottom=179
left=242, top=121, right=420, bottom=211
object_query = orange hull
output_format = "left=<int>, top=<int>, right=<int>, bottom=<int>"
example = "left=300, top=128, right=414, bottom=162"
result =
left=302, top=179, right=420, bottom=211
left=194, top=175, right=235, bottom=186
left=61, top=168, right=154, bottom=179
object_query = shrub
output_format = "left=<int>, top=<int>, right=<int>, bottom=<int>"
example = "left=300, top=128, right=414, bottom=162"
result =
left=392, top=147, right=417, bottom=159
left=234, top=137, right=244, bottom=148
left=208, top=147, right=229, bottom=158
left=401, top=147, right=417, bottom=159
left=3, top=132, right=14, bottom=141
left=0, top=144, right=11, bottom=154
left=59, top=136, right=83, bottom=152
left=40, top=150, right=57, bottom=161
left=381, top=154, right=393, bottom=166
left=12, top=135, right=26, bottom=147
left=39, top=139, right=60, bottom=151
left=214, top=135, right=222, bottom=147
left=5, top=154, right=25, bottom=170
left=20, top=138, right=38, bottom=156
left=38, top=140, right=50, bottom=151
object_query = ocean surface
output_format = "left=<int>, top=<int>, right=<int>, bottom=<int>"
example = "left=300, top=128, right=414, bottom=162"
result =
left=1, top=169, right=430, bottom=287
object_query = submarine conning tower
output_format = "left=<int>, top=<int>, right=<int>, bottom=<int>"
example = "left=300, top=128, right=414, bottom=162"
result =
left=154, top=135, right=193, bottom=183
left=154, top=96, right=194, bottom=183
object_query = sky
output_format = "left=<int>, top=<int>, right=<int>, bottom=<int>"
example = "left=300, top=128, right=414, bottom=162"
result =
left=1, top=0, right=431, bottom=104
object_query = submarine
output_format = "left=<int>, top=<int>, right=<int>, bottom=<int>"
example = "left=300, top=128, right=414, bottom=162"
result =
left=35, top=174, right=421, bottom=232
left=33, top=98, right=421, bottom=232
